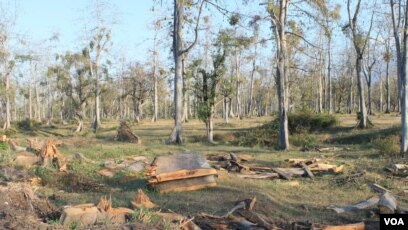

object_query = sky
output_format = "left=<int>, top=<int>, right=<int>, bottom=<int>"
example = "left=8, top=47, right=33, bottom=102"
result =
left=10, top=0, right=156, bottom=61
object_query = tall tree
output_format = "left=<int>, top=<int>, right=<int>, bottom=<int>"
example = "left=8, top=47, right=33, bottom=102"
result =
left=168, top=0, right=205, bottom=144
left=346, top=0, right=374, bottom=128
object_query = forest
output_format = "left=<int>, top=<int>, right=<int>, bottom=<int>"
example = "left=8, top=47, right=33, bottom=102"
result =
left=0, top=0, right=407, bottom=229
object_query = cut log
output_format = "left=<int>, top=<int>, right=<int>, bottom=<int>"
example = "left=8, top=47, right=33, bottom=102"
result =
left=150, top=175, right=217, bottom=193
left=8, top=139, right=26, bottom=152
left=286, top=158, right=322, bottom=165
left=327, top=196, right=380, bottom=213
left=393, top=164, right=408, bottom=170
left=236, top=173, right=279, bottom=180
left=131, top=189, right=157, bottom=209
left=0, top=135, right=7, bottom=142
left=300, top=162, right=314, bottom=179
left=249, top=166, right=272, bottom=172
left=60, top=204, right=98, bottom=227
left=14, top=152, right=39, bottom=167
left=273, top=168, right=305, bottom=180
left=369, top=183, right=390, bottom=193
left=237, top=210, right=276, bottom=230
left=149, top=168, right=217, bottom=183
left=310, top=164, right=344, bottom=173
left=378, top=192, right=397, bottom=214
left=147, top=153, right=217, bottom=192
left=323, top=222, right=365, bottom=230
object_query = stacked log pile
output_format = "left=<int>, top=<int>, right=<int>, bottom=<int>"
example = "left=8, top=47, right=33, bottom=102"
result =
left=146, top=153, right=218, bottom=193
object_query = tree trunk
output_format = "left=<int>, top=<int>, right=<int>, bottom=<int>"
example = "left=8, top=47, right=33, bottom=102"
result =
left=318, top=47, right=323, bottom=113
left=348, top=69, right=354, bottom=113
left=224, top=96, right=230, bottom=123
left=401, top=0, right=408, bottom=156
left=29, top=63, right=33, bottom=120
left=75, top=103, right=86, bottom=132
left=275, top=0, right=289, bottom=150
left=380, top=78, right=383, bottom=112
left=328, top=37, right=333, bottom=114
left=386, top=60, right=391, bottom=113
left=92, top=49, right=102, bottom=131
left=368, top=81, right=372, bottom=115
left=168, top=0, right=184, bottom=144
left=206, top=105, right=214, bottom=143
left=356, top=57, right=367, bottom=128
left=3, top=71, right=10, bottom=130
left=152, top=35, right=159, bottom=122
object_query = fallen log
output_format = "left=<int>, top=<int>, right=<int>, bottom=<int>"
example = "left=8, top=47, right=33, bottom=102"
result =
left=393, top=164, right=408, bottom=170
left=236, top=173, right=279, bottom=180
left=8, top=139, right=26, bottom=152
left=150, top=175, right=217, bottom=193
left=148, top=168, right=217, bottom=183
left=309, top=164, right=344, bottom=173
left=369, top=183, right=390, bottom=193
left=327, top=196, right=380, bottom=213
left=323, top=222, right=365, bottom=230
left=301, top=162, right=314, bottom=180
left=378, top=192, right=397, bottom=214
left=273, top=168, right=305, bottom=180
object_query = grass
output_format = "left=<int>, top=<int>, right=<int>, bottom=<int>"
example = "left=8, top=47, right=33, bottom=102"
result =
left=2, top=113, right=408, bottom=227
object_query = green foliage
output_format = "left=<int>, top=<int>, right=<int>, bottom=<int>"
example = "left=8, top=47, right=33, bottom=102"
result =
left=16, top=119, right=41, bottom=131
left=291, top=133, right=317, bottom=147
left=285, top=111, right=338, bottom=133
left=0, top=142, right=7, bottom=151
left=373, top=135, right=400, bottom=157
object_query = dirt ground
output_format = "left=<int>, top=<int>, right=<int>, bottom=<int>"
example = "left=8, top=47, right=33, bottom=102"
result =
left=0, top=114, right=406, bottom=229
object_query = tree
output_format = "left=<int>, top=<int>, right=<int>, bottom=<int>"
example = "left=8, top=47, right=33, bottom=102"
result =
left=88, top=27, right=111, bottom=131
left=346, top=0, right=374, bottom=128
left=168, top=0, right=205, bottom=144
left=56, top=51, right=93, bottom=132
left=195, top=47, right=227, bottom=143
left=0, top=30, right=14, bottom=130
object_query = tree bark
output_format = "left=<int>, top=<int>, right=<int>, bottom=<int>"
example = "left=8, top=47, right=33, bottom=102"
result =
left=3, top=70, right=11, bottom=130
left=356, top=56, right=367, bottom=128
left=328, top=37, right=333, bottom=114
left=152, top=34, right=159, bottom=122
left=272, top=0, right=290, bottom=150
left=386, top=60, right=391, bottom=113
left=401, top=0, right=408, bottom=156
left=169, top=0, right=184, bottom=144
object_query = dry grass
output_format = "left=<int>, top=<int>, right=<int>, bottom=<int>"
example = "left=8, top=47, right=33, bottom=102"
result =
left=2, top=113, right=407, bottom=227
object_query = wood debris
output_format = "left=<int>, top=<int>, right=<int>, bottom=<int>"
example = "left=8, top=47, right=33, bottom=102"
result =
left=323, top=222, right=365, bottom=230
left=147, top=153, right=217, bottom=193
left=327, top=196, right=380, bottom=213
left=198, top=196, right=278, bottom=230
left=131, top=189, right=157, bottom=209
left=115, top=121, right=141, bottom=144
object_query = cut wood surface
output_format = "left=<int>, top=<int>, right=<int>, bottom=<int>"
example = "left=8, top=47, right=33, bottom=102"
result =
left=327, top=196, right=380, bottom=213
left=323, top=222, right=365, bottom=230
left=150, top=168, right=217, bottom=183
left=150, top=175, right=217, bottom=193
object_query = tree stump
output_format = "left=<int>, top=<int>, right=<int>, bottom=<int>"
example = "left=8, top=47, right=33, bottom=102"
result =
left=115, top=121, right=141, bottom=144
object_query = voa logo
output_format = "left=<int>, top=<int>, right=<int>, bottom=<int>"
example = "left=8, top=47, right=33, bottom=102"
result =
left=384, top=218, right=405, bottom=226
